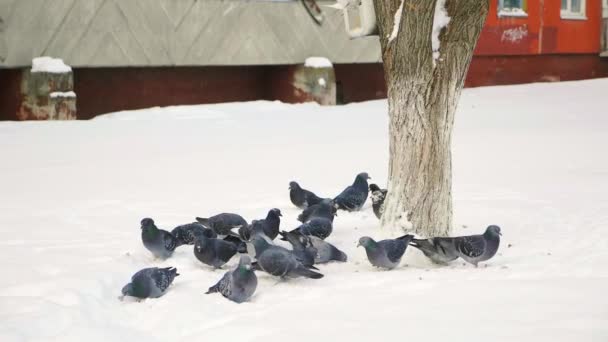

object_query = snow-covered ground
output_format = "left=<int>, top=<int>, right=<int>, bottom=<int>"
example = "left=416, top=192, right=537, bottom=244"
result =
left=1, top=79, right=607, bottom=341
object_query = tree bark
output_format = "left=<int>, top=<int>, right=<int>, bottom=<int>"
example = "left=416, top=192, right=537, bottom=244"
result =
left=374, top=0, right=489, bottom=236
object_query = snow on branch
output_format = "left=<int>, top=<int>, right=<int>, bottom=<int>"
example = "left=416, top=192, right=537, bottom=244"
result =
left=432, top=0, right=451, bottom=66
left=387, top=0, right=405, bottom=43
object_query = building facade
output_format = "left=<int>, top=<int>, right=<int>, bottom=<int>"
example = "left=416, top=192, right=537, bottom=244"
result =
left=0, top=0, right=607, bottom=119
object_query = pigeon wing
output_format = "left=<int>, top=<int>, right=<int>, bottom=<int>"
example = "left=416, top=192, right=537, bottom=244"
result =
left=455, top=236, right=486, bottom=258
left=381, top=239, right=407, bottom=263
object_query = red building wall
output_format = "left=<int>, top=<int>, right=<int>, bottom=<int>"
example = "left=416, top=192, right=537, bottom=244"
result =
left=477, top=0, right=602, bottom=55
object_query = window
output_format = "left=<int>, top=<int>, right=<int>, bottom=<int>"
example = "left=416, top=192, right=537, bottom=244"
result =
left=561, top=0, right=587, bottom=20
left=498, top=0, right=527, bottom=17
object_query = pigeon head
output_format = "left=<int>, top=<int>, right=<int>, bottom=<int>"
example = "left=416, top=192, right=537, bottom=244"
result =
left=237, top=255, right=253, bottom=271
left=357, top=236, right=376, bottom=248
left=357, top=172, right=371, bottom=180
left=268, top=208, right=282, bottom=218
left=485, top=225, right=502, bottom=237
left=121, top=283, right=133, bottom=297
left=140, top=218, right=156, bottom=230
left=369, top=184, right=381, bottom=192
left=289, top=181, right=300, bottom=190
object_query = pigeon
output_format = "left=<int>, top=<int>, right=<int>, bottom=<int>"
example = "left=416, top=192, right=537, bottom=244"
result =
left=334, top=172, right=370, bottom=211
left=409, top=225, right=502, bottom=266
left=369, top=184, right=387, bottom=219
left=196, top=213, right=248, bottom=236
left=292, top=217, right=333, bottom=240
left=280, top=230, right=347, bottom=264
left=171, top=222, right=216, bottom=247
left=121, top=267, right=179, bottom=299
left=278, top=230, right=317, bottom=267
left=223, top=235, right=249, bottom=254
left=289, top=181, right=326, bottom=209
left=140, top=218, right=177, bottom=259
left=206, top=255, right=258, bottom=304
left=250, top=234, right=323, bottom=279
left=238, top=208, right=282, bottom=241
left=194, top=235, right=238, bottom=269
left=297, top=199, right=337, bottom=223
left=357, top=234, right=414, bottom=269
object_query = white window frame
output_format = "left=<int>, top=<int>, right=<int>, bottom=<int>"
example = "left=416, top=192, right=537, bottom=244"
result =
left=561, top=0, right=587, bottom=20
left=498, top=0, right=528, bottom=18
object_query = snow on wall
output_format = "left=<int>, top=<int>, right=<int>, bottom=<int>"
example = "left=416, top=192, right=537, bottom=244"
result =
left=49, top=91, right=77, bottom=98
left=304, top=57, right=333, bottom=68
left=31, top=57, right=72, bottom=73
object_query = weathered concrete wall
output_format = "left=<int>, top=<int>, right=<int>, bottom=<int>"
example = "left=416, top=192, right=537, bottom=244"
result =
left=0, top=0, right=381, bottom=68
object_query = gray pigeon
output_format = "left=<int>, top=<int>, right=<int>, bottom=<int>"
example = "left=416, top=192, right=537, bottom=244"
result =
left=409, top=225, right=502, bottom=266
left=334, top=172, right=370, bottom=211
left=308, top=235, right=348, bottom=263
left=280, top=230, right=347, bottom=264
left=194, top=235, right=238, bottom=268
left=171, top=222, right=216, bottom=247
left=278, top=230, right=317, bottom=267
left=292, top=217, right=333, bottom=240
left=206, top=255, right=257, bottom=304
left=121, top=267, right=179, bottom=299
left=358, top=234, right=414, bottom=269
left=289, top=181, right=327, bottom=209
left=297, top=199, right=337, bottom=223
left=140, top=218, right=177, bottom=259
left=238, top=208, right=282, bottom=241
left=196, top=213, right=248, bottom=236
left=250, top=234, right=323, bottom=279
left=369, top=184, right=387, bottom=219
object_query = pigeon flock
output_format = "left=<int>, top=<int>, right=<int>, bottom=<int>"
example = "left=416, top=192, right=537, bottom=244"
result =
left=121, top=172, right=502, bottom=304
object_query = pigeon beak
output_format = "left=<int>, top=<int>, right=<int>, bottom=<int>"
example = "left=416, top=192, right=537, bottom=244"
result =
left=356, top=242, right=361, bottom=247
left=499, top=231, right=503, bottom=236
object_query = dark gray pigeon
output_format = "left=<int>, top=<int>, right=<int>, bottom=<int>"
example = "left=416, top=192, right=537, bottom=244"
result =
left=206, top=255, right=257, bottom=304
left=410, top=225, right=502, bottom=266
left=289, top=181, right=327, bottom=209
left=369, top=184, right=387, bottom=219
left=121, top=267, right=179, bottom=299
left=358, top=234, right=414, bottom=269
left=292, top=217, right=333, bottom=240
left=334, top=172, right=370, bottom=211
left=196, top=213, right=248, bottom=236
left=222, top=235, right=249, bottom=254
left=297, top=199, right=337, bottom=223
left=140, top=218, right=177, bottom=259
left=280, top=230, right=347, bottom=264
left=194, top=235, right=238, bottom=269
left=278, top=230, right=317, bottom=267
left=238, top=208, right=282, bottom=241
left=171, top=222, right=216, bottom=247
left=250, top=234, right=323, bottom=279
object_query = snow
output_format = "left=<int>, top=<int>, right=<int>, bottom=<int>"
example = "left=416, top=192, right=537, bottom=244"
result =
left=1, top=78, right=608, bottom=341
left=498, top=8, right=528, bottom=17
left=31, top=56, right=72, bottom=74
left=387, top=0, right=405, bottom=43
left=304, top=57, right=332, bottom=68
left=432, top=0, right=451, bottom=65
left=49, top=91, right=77, bottom=98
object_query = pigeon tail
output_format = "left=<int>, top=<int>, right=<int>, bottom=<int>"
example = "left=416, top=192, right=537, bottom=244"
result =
left=396, top=234, right=415, bottom=242
left=292, top=266, right=324, bottom=279
left=205, top=284, right=219, bottom=294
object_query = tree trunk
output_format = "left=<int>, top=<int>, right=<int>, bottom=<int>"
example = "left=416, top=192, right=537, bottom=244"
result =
left=374, top=0, right=489, bottom=236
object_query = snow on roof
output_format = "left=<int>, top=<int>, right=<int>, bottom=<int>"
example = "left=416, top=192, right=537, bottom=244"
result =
left=31, top=57, right=72, bottom=74
left=304, top=57, right=333, bottom=68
